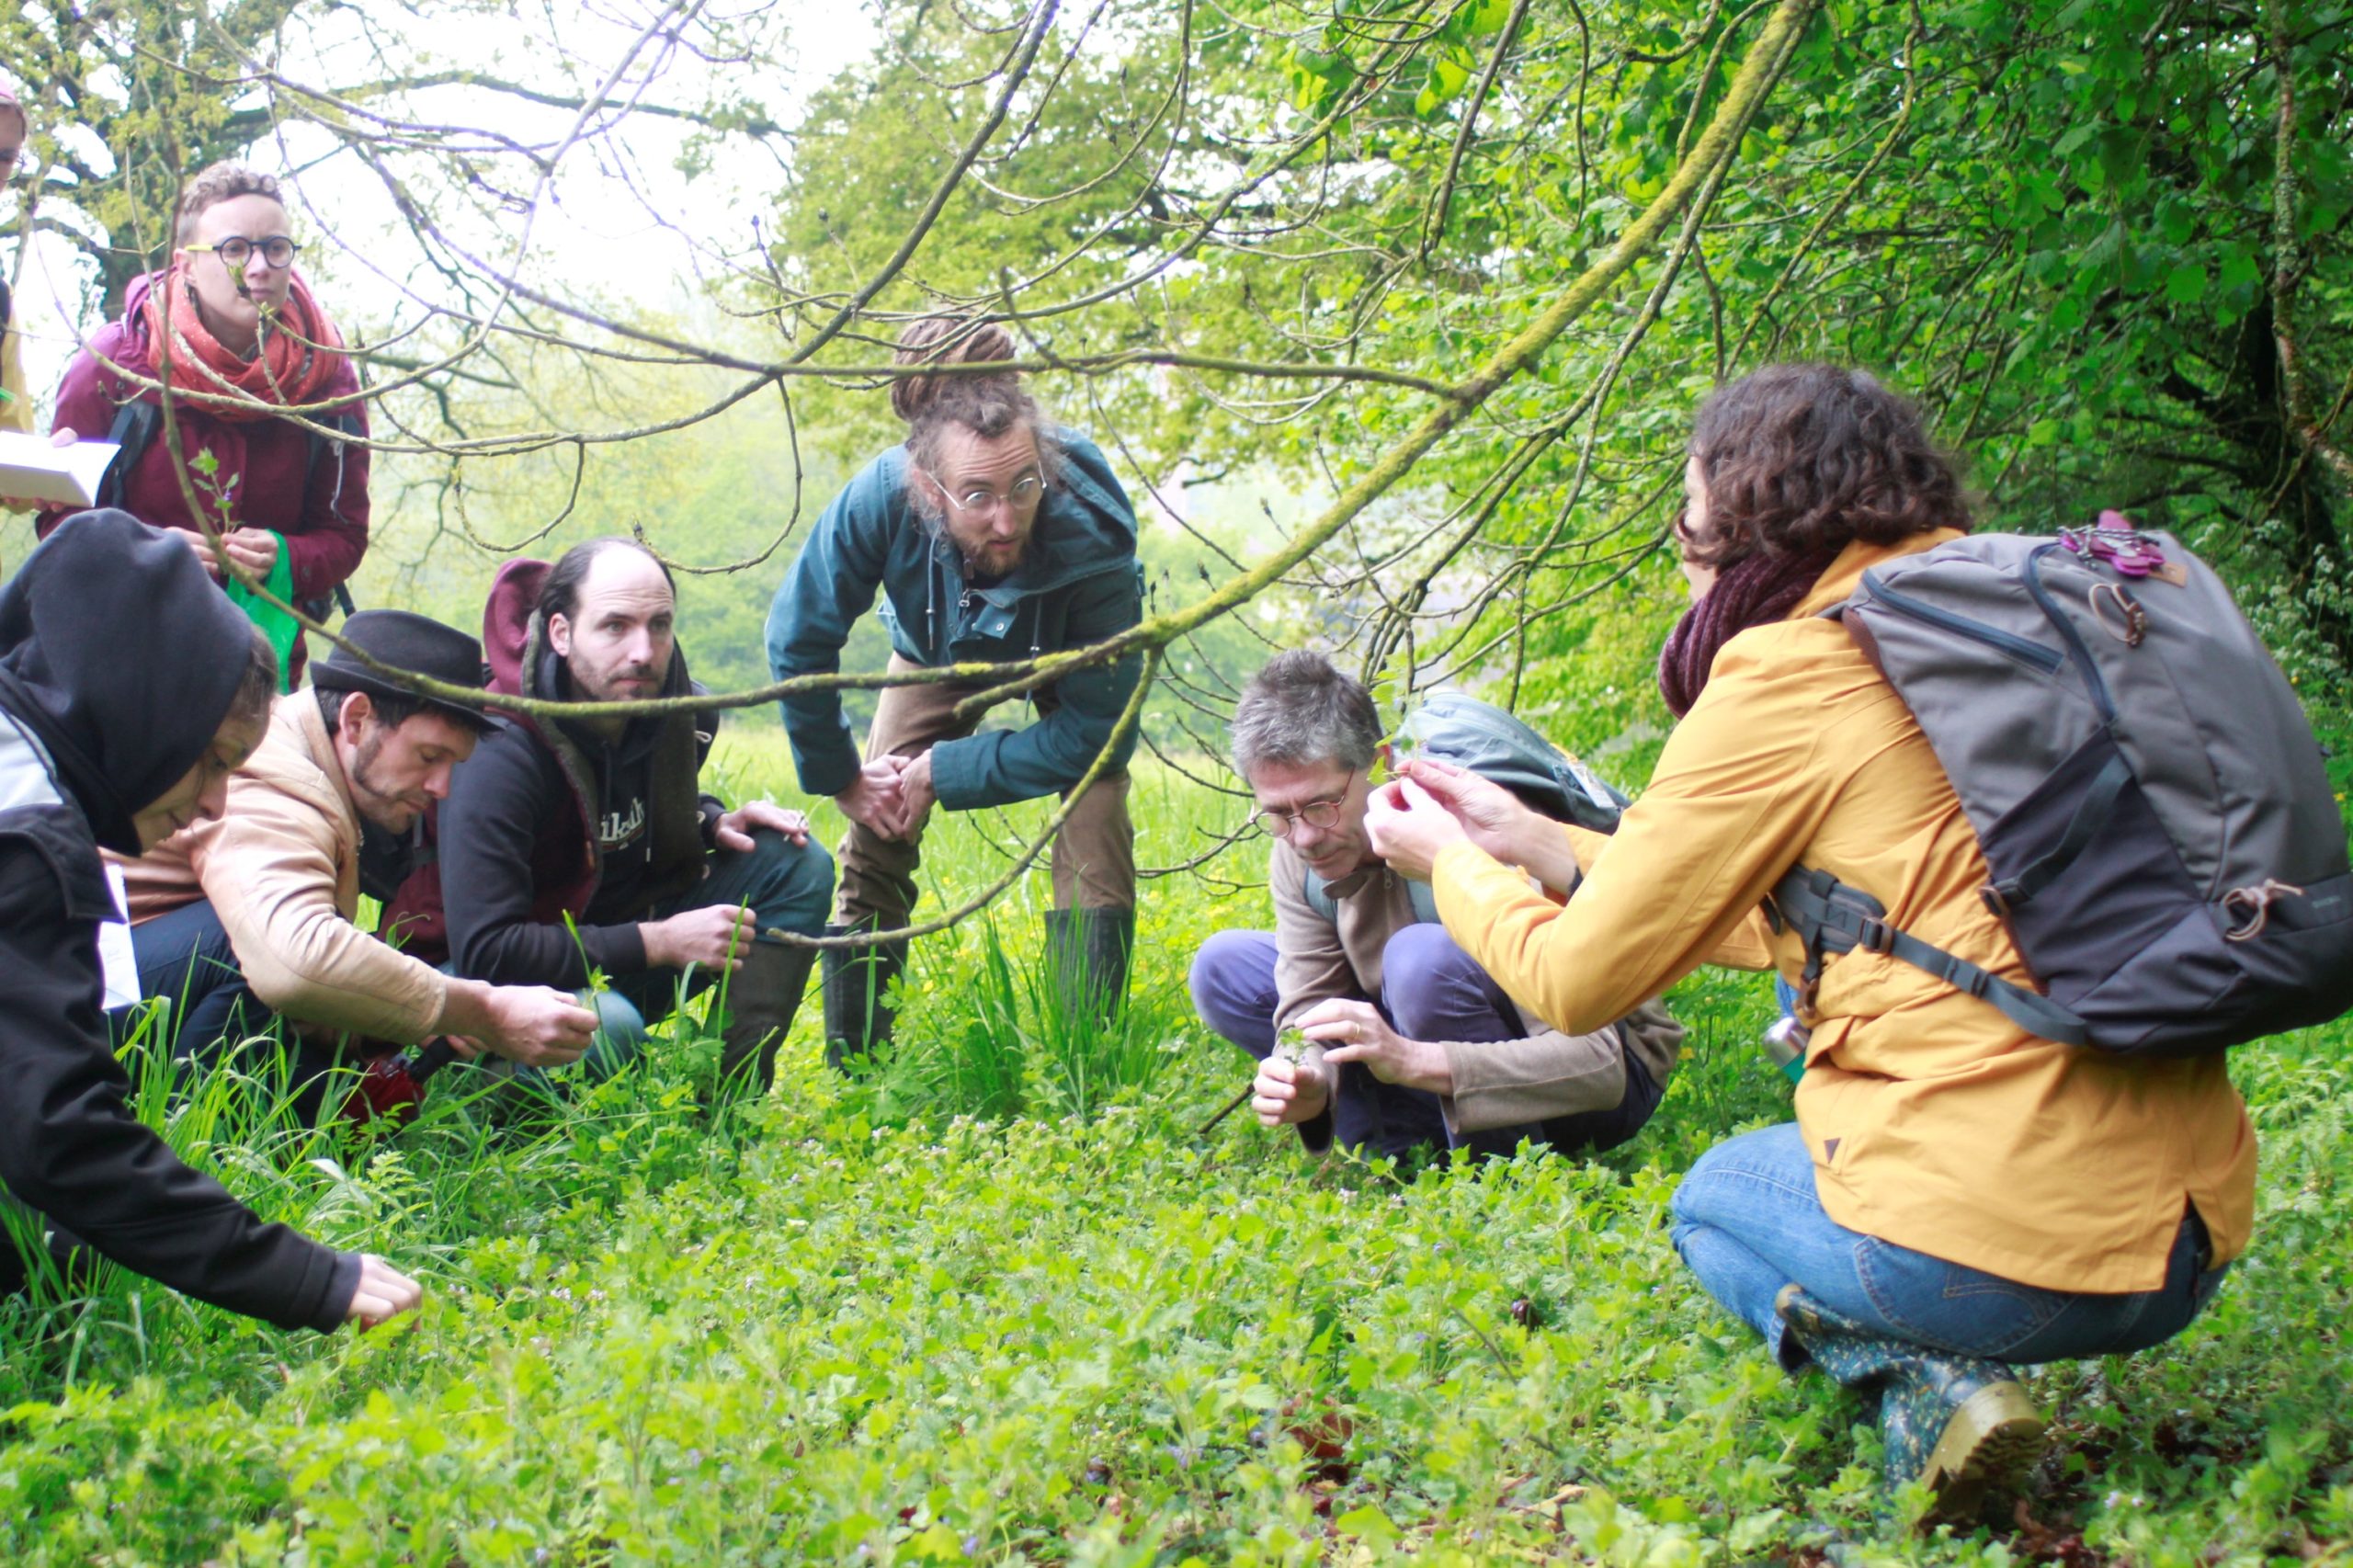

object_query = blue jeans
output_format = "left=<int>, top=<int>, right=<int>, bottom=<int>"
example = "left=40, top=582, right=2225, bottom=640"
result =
left=1188, top=925, right=1658, bottom=1160
left=1670, top=1123, right=2230, bottom=1374
left=119, top=898, right=270, bottom=1061
left=578, top=828, right=835, bottom=1064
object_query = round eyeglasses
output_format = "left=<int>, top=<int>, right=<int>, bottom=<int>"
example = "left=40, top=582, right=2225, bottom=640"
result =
left=922, top=468, right=1045, bottom=517
left=186, top=235, right=302, bottom=269
left=1251, top=771, right=1358, bottom=839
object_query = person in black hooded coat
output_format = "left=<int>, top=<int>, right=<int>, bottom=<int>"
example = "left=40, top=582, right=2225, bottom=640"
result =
left=0, top=509, right=419, bottom=1332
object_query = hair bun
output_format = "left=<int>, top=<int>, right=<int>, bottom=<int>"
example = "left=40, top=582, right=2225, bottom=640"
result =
left=890, top=315, right=1018, bottom=424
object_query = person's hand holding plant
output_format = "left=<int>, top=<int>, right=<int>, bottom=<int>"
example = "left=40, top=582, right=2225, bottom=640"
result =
left=1301, top=998, right=1452, bottom=1094
left=1396, top=757, right=1583, bottom=892
left=1252, top=1026, right=1331, bottom=1129
left=1362, top=777, right=1471, bottom=881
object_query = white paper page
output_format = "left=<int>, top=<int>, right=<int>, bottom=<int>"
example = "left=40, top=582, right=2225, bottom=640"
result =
left=97, top=861, right=142, bottom=1012
left=0, top=432, right=123, bottom=507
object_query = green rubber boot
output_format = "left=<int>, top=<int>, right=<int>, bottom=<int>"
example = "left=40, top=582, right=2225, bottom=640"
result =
left=819, top=921, right=906, bottom=1073
left=1042, top=907, right=1135, bottom=1024
left=1775, top=1284, right=2045, bottom=1524
left=714, top=940, right=817, bottom=1096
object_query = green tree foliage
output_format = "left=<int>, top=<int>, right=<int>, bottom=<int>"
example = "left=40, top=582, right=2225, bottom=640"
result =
left=757, top=0, right=2352, bottom=747
left=0, top=0, right=313, bottom=305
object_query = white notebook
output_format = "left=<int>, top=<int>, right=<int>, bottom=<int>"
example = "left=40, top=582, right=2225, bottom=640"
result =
left=0, top=432, right=123, bottom=507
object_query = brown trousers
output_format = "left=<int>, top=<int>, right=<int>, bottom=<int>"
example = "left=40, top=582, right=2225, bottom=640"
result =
left=833, top=655, right=1136, bottom=927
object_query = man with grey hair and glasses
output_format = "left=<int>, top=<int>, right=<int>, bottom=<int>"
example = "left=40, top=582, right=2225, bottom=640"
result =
left=1190, top=650, right=1683, bottom=1159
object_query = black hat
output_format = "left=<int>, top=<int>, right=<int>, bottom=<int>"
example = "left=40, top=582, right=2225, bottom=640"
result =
left=312, top=610, right=496, bottom=734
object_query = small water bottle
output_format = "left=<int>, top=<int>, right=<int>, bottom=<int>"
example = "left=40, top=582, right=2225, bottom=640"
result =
left=1763, top=1015, right=1809, bottom=1085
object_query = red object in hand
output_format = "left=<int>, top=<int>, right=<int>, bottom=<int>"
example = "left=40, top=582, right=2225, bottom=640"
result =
left=338, top=1040, right=458, bottom=1126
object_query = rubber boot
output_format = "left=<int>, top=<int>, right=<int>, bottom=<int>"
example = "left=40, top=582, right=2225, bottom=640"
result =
left=820, top=921, right=905, bottom=1072
left=1043, top=907, right=1135, bottom=1024
left=715, top=939, right=817, bottom=1096
left=1775, top=1285, right=2045, bottom=1524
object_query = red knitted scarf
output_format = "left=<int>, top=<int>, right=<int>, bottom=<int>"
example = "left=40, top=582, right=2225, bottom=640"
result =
left=142, top=262, right=347, bottom=421
left=1656, top=548, right=1838, bottom=718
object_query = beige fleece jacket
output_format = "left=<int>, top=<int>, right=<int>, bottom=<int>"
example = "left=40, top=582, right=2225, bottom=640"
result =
left=118, top=694, right=448, bottom=1042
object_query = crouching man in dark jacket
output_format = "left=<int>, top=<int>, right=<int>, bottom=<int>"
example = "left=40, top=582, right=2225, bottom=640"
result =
left=386, top=538, right=835, bottom=1093
left=0, top=509, right=418, bottom=1330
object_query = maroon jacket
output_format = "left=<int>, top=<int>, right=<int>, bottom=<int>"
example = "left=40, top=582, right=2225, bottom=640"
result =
left=39, top=273, right=370, bottom=676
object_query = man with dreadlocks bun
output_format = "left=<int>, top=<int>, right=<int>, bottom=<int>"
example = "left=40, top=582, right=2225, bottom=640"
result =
left=766, top=315, right=1143, bottom=1069
left=40, top=162, right=369, bottom=683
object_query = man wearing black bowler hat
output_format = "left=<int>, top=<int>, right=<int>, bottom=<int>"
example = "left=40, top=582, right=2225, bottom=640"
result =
left=117, top=610, right=600, bottom=1087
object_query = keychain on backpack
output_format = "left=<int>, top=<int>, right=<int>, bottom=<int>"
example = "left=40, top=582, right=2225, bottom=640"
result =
left=2060, top=511, right=2186, bottom=586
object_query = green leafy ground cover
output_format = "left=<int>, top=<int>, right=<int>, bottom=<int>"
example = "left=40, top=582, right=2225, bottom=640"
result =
left=3, top=731, right=2349, bottom=1566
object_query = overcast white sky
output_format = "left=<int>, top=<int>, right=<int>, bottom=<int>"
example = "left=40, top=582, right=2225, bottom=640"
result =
left=5, top=0, right=882, bottom=422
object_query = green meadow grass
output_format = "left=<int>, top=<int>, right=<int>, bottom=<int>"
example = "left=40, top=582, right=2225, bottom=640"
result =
left=1, top=727, right=2347, bottom=1564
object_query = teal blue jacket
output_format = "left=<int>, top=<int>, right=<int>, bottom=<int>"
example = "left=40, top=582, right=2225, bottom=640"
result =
left=765, top=430, right=1143, bottom=811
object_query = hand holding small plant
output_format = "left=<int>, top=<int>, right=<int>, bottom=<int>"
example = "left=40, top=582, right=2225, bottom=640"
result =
left=1398, top=756, right=1586, bottom=892
left=1252, top=1024, right=1331, bottom=1129
left=1301, top=997, right=1451, bottom=1095
left=1360, top=776, right=1469, bottom=881
left=642, top=902, right=759, bottom=973
left=219, top=527, right=278, bottom=575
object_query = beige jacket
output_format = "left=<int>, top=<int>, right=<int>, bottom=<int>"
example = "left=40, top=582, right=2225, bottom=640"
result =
left=1268, top=838, right=1682, bottom=1136
left=118, top=695, right=449, bottom=1042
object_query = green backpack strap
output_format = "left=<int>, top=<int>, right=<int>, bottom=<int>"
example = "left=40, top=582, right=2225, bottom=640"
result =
left=1302, top=869, right=1338, bottom=925
left=1302, top=867, right=1441, bottom=926
left=1404, top=877, right=1438, bottom=924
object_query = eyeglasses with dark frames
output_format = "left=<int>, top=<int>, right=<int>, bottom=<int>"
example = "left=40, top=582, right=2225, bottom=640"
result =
left=185, top=235, right=302, bottom=269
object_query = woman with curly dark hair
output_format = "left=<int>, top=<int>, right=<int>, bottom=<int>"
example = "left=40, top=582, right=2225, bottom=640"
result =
left=1363, top=364, right=2249, bottom=1521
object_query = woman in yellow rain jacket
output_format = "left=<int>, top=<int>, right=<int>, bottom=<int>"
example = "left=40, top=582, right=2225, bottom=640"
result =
left=1358, top=365, right=2252, bottom=1521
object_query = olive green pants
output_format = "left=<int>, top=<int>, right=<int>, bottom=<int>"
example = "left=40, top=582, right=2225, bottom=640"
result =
left=832, top=656, right=1135, bottom=928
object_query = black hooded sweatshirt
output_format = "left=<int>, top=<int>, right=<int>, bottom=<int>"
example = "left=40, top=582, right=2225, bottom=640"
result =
left=0, top=510, right=358, bottom=1332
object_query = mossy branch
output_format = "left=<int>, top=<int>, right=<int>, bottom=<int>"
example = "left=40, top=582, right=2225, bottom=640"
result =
left=185, top=0, right=1818, bottom=732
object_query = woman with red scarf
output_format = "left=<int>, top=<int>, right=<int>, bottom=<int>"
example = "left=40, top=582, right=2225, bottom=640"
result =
left=1363, top=366, right=2251, bottom=1524
left=40, top=163, right=369, bottom=681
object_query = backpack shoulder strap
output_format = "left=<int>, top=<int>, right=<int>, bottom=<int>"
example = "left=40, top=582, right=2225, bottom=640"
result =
left=1766, top=864, right=2091, bottom=1047
left=301, top=409, right=361, bottom=487
left=97, top=400, right=159, bottom=510
left=1404, top=877, right=1439, bottom=925
left=1303, top=865, right=1442, bottom=926
left=1302, top=868, right=1338, bottom=925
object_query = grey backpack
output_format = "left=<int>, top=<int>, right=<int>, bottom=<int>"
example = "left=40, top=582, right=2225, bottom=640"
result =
left=1304, top=689, right=1627, bottom=920
left=1768, top=516, right=2353, bottom=1057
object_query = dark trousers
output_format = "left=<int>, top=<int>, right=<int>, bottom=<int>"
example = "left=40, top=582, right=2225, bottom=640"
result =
left=1188, top=925, right=1658, bottom=1160
left=119, top=898, right=271, bottom=1061
left=467, top=828, right=835, bottom=1093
